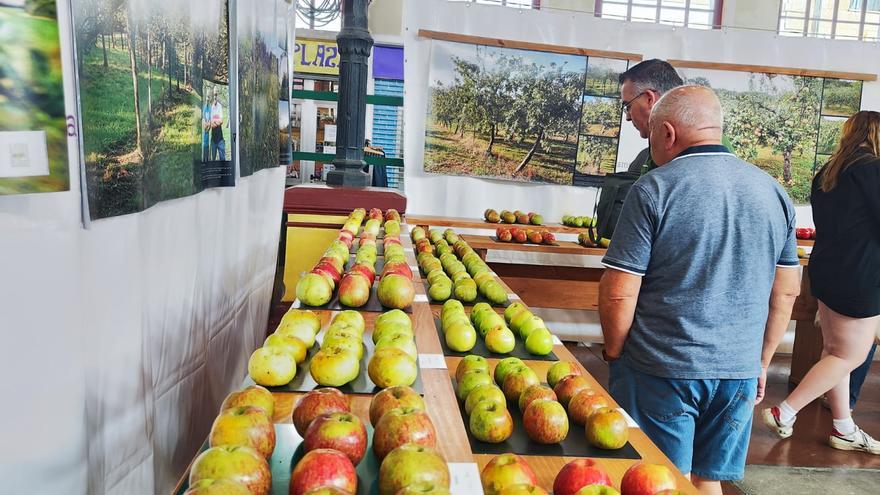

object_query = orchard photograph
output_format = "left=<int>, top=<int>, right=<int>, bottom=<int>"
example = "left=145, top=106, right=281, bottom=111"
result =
left=684, top=69, right=863, bottom=204
left=424, top=41, right=584, bottom=185
left=71, top=0, right=231, bottom=219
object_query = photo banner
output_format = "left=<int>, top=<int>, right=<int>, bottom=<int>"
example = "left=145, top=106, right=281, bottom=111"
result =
left=71, top=0, right=234, bottom=220
left=0, top=1, right=71, bottom=195
left=423, top=39, right=632, bottom=187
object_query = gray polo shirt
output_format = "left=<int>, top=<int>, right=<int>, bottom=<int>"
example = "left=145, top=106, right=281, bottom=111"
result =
left=602, top=145, right=799, bottom=380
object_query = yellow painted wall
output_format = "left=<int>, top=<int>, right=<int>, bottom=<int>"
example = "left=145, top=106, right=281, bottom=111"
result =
left=281, top=214, right=349, bottom=302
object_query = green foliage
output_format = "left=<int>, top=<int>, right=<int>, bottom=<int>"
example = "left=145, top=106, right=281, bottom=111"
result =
left=821, top=79, right=861, bottom=117
left=817, top=118, right=844, bottom=155
left=580, top=97, right=621, bottom=137
left=577, top=136, right=616, bottom=175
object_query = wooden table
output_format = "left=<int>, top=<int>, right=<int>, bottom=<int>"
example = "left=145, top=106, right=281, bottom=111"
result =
left=173, top=222, right=699, bottom=494
left=407, top=214, right=594, bottom=235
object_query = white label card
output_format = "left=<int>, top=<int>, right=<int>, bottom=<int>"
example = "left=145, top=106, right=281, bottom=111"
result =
left=418, top=353, right=448, bottom=369
left=414, top=294, right=429, bottom=303
left=552, top=335, right=563, bottom=346
left=617, top=407, right=640, bottom=428
left=448, top=462, right=484, bottom=494
left=509, top=293, right=521, bottom=301
left=0, top=131, right=49, bottom=177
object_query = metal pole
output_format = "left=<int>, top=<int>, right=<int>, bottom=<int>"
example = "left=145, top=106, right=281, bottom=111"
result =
left=326, top=0, right=373, bottom=187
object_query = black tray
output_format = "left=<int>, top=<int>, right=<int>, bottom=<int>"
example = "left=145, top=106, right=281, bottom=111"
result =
left=451, top=379, right=641, bottom=460
left=250, top=328, right=424, bottom=395
left=350, top=241, right=385, bottom=256
left=175, top=423, right=384, bottom=495
left=434, top=318, right=558, bottom=361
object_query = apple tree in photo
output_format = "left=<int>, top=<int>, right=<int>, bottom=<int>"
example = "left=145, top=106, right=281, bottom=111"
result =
left=580, top=97, right=621, bottom=138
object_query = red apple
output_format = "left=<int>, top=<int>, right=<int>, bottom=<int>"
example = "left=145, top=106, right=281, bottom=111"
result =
left=373, top=406, right=437, bottom=461
left=527, top=231, right=543, bottom=244
left=542, top=232, right=556, bottom=245
left=516, top=213, right=530, bottom=224
left=370, top=386, right=426, bottom=426
left=338, top=273, right=371, bottom=308
left=337, top=230, right=355, bottom=247
left=586, top=408, right=629, bottom=450
left=349, top=263, right=376, bottom=285
left=311, top=264, right=342, bottom=288
left=382, top=261, right=413, bottom=280
left=292, top=388, right=351, bottom=437
left=369, top=208, right=383, bottom=220
left=554, top=375, right=592, bottom=407
left=303, top=412, right=367, bottom=465
left=498, top=485, right=549, bottom=495
left=546, top=361, right=582, bottom=389
left=498, top=230, right=512, bottom=242
left=303, top=487, right=352, bottom=495
left=619, top=463, right=677, bottom=495
left=385, top=209, right=402, bottom=222
left=319, top=256, right=345, bottom=275
left=568, top=390, right=610, bottom=426
left=502, top=367, right=540, bottom=402
left=290, top=448, right=357, bottom=495
left=512, top=230, right=527, bottom=243
left=189, top=445, right=270, bottom=495
left=384, top=236, right=402, bottom=246
left=377, top=274, right=415, bottom=309
left=469, top=401, right=514, bottom=443
left=574, top=486, right=620, bottom=495
left=518, top=384, right=557, bottom=413
left=183, top=479, right=251, bottom=495
left=481, top=454, right=538, bottom=495
left=523, top=399, right=568, bottom=444
left=220, top=385, right=275, bottom=418
left=378, top=444, right=450, bottom=495
left=553, top=459, right=613, bottom=495
left=209, top=406, right=276, bottom=458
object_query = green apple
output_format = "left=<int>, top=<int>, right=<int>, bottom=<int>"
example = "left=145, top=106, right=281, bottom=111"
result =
left=373, top=322, right=414, bottom=344
left=485, top=327, right=516, bottom=354
left=470, top=303, right=494, bottom=323
left=248, top=346, right=297, bottom=387
left=264, top=333, right=308, bottom=364
left=276, top=322, right=317, bottom=348
left=451, top=271, right=471, bottom=283
left=482, top=281, right=509, bottom=305
left=368, top=347, right=418, bottom=388
left=509, top=309, right=536, bottom=334
left=296, top=273, right=334, bottom=306
left=428, top=280, right=453, bottom=302
left=518, top=384, right=557, bottom=413
left=525, top=329, right=554, bottom=356
left=427, top=270, right=449, bottom=285
left=457, top=369, right=494, bottom=402
left=504, top=302, right=528, bottom=324
left=518, top=316, right=547, bottom=340
left=376, top=333, right=418, bottom=359
left=453, top=278, right=478, bottom=303
left=493, top=357, right=525, bottom=385
left=441, top=314, right=471, bottom=332
left=183, top=478, right=251, bottom=494
left=378, top=444, right=450, bottom=495
left=310, top=346, right=360, bottom=386
left=546, top=361, right=582, bottom=389
left=209, top=406, right=276, bottom=458
left=442, top=299, right=465, bottom=316
left=473, top=271, right=494, bottom=286
left=332, top=310, right=365, bottom=334
left=221, top=385, right=275, bottom=418
left=465, top=384, right=506, bottom=415
left=477, top=313, right=507, bottom=337
left=376, top=309, right=412, bottom=332
left=189, top=446, right=270, bottom=495
left=445, top=322, right=476, bottom=352
left=280, top=309, right=321, bottom=334
left=502, top=366, right=540, bottom=402
left=469, top=401, right=514, bottom=443
left=455, top=355, right=489, bottom=382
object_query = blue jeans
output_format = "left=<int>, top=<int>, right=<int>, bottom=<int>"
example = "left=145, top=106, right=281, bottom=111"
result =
left=609, top=358, right=756, bottom=481
left=851, top=343, right=877, bottom=409
left=211, top=139, right=226, bottom=161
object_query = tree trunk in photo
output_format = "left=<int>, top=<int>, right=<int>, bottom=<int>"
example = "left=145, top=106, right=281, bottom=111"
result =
left=147, top=31, right=153, bottom=129
left=783, top=149, right=793, bottom=184
left=166, top=37, right=172, bottom=97
left=515, top=127, right=544, bottom=173
left=486, top=122, right=496, bottom=156
left=101, top=34, right=108, bottom=68
left=126, top=10, right=142, bottom=157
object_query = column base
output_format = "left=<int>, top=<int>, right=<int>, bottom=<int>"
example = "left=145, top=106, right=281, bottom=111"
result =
left=326, top=168, right=371, bottom=187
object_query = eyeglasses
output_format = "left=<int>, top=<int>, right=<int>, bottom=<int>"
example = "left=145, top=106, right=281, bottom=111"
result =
left=621, top=90, right=654, bottom=115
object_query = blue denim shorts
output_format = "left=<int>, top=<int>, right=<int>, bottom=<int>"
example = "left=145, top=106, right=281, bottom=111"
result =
left=609, top=358, right=756, bottom=481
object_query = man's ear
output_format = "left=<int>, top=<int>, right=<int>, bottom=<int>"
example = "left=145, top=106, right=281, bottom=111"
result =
left=645, top=89, right=660, bottom=106
left=663, top=121, right=676, bottom=151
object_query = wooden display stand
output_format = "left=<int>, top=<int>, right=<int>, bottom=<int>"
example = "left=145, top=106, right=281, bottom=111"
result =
left=174, top=215, right=700, bottom=494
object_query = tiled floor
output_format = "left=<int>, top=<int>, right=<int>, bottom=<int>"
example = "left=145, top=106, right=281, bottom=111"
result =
left=567, top=342, right=880, bottom=494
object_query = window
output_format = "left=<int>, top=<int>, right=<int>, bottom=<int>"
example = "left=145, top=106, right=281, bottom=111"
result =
left=449, top=0, right=540, bottom=8
left=595, top=0, right=722, bottom=29
left=779, top=0, right=880, bottom=41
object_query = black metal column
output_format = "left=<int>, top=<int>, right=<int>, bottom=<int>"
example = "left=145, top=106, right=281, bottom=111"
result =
left=326, top=0, right=373, bottom=187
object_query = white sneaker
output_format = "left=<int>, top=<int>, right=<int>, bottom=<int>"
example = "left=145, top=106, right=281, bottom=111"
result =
left=829, top=427, right=880, bottom=455
left=761, top=406, right=795, bottom=439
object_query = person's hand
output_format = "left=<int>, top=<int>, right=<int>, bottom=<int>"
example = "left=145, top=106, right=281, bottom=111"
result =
left=755, top=365, right=768, bottom=405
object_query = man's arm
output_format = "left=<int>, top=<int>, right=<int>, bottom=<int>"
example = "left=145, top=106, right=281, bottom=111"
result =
left=755, top=266, right=801, bottom=403
left=598, top=268, right=643, bottom=360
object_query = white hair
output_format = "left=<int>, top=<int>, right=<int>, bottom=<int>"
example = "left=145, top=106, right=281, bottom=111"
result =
left=649, top=85, right=724, bottom=131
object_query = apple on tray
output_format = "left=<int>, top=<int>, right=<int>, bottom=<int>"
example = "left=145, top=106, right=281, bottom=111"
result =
left=553, top=459, right=613, bottom=495
left=368, top=347, right=418, bottom=388
left=372, top=406, right=438, bottom=461
left=620, top=463, right=678, bottom=495
left=189, top=445, right=270, bottom=495
left=554, top=374, right=592, bottom=407
left=309, top=346, right=360, bottom=387
left=220, top=385, right=275, bottom=418
left=183, top=478, right=251, bottom=495
left=586, top=407, right=630, bottom=450
left=369, top=385, right=425, bottom=426
left=292, top=388, right=351, bottom=437
left=209, top=406, right=276, bottom=459
left=469, top=400, right=514, bottom=443
left=568, top=390, right=610, bottom=426
left=247, top=346, right=297, bottom=387
left=378, top=444, right=450, bottom=495
left=480, top=453, right=538, bottom=495
left=465, top=384, right=507, bottom=415
left=546, top=361, right=582, bottom=388
left=290, top=448, right=358, bottom=495
left=378, top=274, right=415, bottom=309
left=523, top=399, right=569, bottom=444
left=518, top=384, right=557, bottom=413
left=497, top=485, right=549, bottom=495
left=303, top=412, right=367, bottom=465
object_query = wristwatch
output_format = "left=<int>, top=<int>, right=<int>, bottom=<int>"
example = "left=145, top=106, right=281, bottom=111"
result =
left=602, top=349, right=619, bottom=363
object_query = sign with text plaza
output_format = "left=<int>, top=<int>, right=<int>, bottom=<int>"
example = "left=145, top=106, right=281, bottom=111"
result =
left=294, top=39, right=340, bottom=75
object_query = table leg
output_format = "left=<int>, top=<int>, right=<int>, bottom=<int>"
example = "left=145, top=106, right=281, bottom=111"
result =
left=789, top=266, right=822, bottom=386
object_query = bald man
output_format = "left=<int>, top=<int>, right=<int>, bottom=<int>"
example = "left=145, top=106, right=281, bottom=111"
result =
left=598, top=86, right=801, bottom=494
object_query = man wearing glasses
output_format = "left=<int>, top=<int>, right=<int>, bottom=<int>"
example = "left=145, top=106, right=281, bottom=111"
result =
left=619, top=59, right=684, bottom=175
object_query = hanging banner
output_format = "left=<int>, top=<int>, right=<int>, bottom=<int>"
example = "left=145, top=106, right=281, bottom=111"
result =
left=70, top=0, right=234, bottom=220
left=0, top=2, right=71, bottom=195
left=293, top=38, right=339, bottom=75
